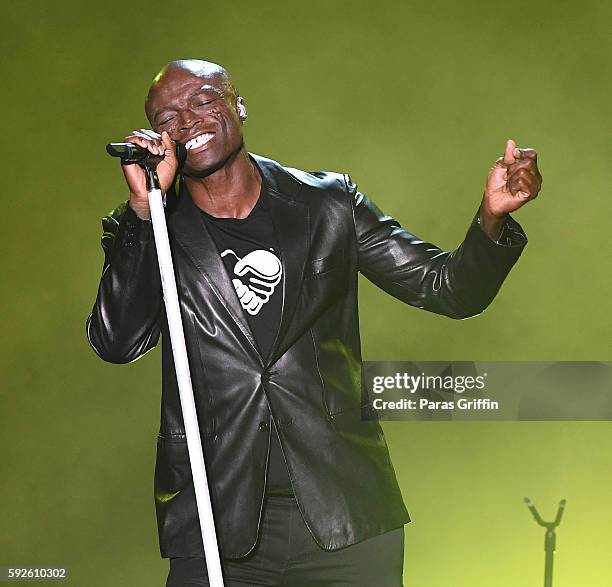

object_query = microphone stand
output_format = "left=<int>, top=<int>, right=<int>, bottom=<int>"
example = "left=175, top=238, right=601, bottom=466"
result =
left=108, top=144, right=224, bottom=586
left=524, top=498, right=566, bottom=587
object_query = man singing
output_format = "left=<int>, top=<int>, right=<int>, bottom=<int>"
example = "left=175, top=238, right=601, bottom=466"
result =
left=86, top=59, right=541, bottom=586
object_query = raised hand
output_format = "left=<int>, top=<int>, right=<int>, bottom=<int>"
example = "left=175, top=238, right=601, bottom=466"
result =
left=480, top=139, right=542, bottom=239
left=120, top=129, right=179, bottom=220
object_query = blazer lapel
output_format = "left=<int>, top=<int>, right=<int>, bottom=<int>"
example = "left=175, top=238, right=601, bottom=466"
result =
left=251, top=154, right=309, bottom=366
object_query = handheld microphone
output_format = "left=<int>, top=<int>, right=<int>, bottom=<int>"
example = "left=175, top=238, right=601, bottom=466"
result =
left=106, top=141, right=187, bottom=168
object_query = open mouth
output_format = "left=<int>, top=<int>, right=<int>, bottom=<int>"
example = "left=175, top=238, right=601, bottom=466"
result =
left=185, top=132, right=215, bottom=151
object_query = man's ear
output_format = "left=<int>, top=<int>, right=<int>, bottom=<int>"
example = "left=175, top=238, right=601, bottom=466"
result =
left=237, top=96, right=248, bottom=121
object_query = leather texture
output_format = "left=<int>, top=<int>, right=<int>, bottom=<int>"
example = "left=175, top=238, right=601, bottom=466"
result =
left=86, top=153, right=527, bottom=559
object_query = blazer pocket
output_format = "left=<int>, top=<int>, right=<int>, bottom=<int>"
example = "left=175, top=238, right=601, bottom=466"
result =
left=155, top=435, right=190, bottom=501
left=308, top=249, right=345, bottom=278
left=327, top=402, right=384, bottom=444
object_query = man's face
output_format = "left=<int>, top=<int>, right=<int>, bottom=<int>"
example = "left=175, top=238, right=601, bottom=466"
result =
left=145, top=67, right=244, bottom=177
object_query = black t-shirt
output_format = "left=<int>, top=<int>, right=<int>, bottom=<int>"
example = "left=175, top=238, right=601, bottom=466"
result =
left=196, top=183, right=294, bottom=496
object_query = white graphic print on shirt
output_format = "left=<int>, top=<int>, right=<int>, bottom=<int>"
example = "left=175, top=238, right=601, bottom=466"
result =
left=221, top=248, right=282, bottom=315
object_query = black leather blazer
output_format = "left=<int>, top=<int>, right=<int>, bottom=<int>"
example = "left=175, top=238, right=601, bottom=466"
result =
left=86, top=153, right=527, bottom=559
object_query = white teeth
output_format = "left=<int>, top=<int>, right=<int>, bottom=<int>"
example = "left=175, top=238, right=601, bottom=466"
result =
left=186, top=133, right=214, bottom=150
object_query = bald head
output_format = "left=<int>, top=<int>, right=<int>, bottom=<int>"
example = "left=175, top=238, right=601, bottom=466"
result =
left=145, top=59, right=238, bottom=123
left=142, top=59, right=248, bottom=177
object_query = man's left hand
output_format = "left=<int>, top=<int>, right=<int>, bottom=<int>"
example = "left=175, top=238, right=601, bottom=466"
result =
left=479, top=139, right=542, bottom=240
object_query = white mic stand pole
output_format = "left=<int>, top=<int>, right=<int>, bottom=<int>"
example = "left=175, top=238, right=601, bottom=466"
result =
left=144, top=164, right=224, bottom=587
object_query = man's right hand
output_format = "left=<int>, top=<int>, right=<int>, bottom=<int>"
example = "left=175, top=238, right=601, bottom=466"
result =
left=121, top=129, right=179, bottom=220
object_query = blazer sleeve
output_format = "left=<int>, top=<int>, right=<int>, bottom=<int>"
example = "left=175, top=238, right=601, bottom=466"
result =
left=347, top=174, right=528, bottom=319
left=86, top=201, right=163, bottom=363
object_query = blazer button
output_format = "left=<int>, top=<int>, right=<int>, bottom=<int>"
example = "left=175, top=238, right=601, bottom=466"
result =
left=261, top=370, right=278, bottom=385
left=258, top=421, right=269, bottom=431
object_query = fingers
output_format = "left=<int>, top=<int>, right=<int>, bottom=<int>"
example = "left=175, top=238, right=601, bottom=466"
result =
left=132, top=128, right=161, bottom=141
left=124, top=128, right=177, bottom=162
left=120, top=127, right=179, bottom=197
left=503, top=139, right=517, bottom=165
left=508, top=175, right=530, bottom=197
left=160, top=131, right=178, bottom=161
left=507, top=167, right=542, bottom=198
left=508, top=159, right=539, bottom=176
left=124, top=136, right=163, bottom=156
left=124, top=128, right=165, bottom=156
left=513, top=147, right=537, bottom=162
left=232, top=279, right=263, bottom=314
left=485, top=139, right=543, bottom=214
left=161, top=130, right=174, bottom=149
left=497, top=139, right=542, bottom=193
left=506, top=143, right=542, bottom=198
left=501, top=140, right=537, bottom=166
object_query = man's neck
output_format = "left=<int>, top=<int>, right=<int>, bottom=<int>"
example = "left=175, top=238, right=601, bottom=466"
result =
left=184, top=148, right=262, bottom=219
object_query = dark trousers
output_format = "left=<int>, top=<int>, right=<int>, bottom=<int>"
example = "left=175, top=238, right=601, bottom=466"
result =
left=166, top=494, right=405, bottom=586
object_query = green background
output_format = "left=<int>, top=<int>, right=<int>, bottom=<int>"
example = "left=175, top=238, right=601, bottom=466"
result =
left=2, top=1, right=611, bottom=585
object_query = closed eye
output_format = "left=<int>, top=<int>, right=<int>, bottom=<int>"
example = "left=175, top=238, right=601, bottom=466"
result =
left=194, top=98, right=220, bottom=108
